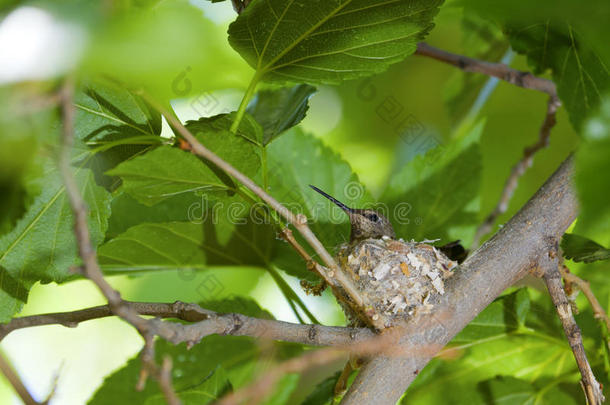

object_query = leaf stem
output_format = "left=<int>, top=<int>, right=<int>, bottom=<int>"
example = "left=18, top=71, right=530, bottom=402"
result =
left=268, top=265, right=321, bottom=325
left=87, top=135, right=166, bottom=153
left=267, top=266, right=306, bottom=324
left=261, top=146, right=269, bottom=192
left=230, top=72, right=260, bottom=134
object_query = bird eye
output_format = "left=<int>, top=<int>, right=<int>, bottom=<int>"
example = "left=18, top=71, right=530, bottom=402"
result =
left=367, top=213, right=379, bottom=222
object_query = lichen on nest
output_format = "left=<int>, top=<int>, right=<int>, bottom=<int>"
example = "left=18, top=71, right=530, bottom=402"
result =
left=335, top=236, right=457, bottom=328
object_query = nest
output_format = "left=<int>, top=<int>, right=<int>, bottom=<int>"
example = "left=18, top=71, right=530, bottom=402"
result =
left=335, top=237, right=457, bottom=328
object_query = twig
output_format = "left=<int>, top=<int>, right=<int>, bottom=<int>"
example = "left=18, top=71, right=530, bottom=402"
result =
left=278, top=228, right=320, bottom=273
left=136, top=333, right=156, bottom=391
left=541, top=247, right=605, bottom=405
left=562, top=266, right=610, bottom=347
left=58, top=80, right=181, bottom=403
left=415, top=42, right=557, bottom=97
left=140, top=94, right=382, bottom=329
left=136, top=335, right=182, bottom=405
left=0, top=301, right=374, bottom=346
left=279, top=228, right=328, bottom=295
left=0, top=301, right=205, bottom=340
left=159, top=356, right=181, bottom=405
left=0, top=352, right=45, bottom=405
left=472, top=95, right=561, bottom=247
left=342, top=156, right=578, bottom=404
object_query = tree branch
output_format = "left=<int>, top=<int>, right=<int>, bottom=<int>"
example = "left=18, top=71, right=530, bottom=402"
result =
left=542, top=253, right=605, bottom=405
left=342, top=156, right=579, bottom=404
left=0, top=301, right=374, bottom=347
left=415, top=42, right=557, bottom=97
left=0, top=301, right=199, bottom=340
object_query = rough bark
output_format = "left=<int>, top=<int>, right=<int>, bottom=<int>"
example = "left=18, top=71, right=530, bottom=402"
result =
left=342, top=156, right=578, bottom=404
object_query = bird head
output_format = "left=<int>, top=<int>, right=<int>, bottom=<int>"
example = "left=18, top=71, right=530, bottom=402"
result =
left=310, top=185, right=395, bottom=242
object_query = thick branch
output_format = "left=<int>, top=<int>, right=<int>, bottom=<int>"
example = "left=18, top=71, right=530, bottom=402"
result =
left=342, top=156, right=578, bottom=404
left=0, top=301, right=373, bottom=347
left=415, top=42, right=557, bottom=97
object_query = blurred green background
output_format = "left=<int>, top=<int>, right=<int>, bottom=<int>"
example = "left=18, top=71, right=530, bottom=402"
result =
left=0, top=0, right=601, bottom=403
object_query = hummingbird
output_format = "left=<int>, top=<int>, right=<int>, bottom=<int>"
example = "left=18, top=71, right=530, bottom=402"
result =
left=309, top=185, right=395, bottom=242
left=310, top=185, right=468, bottom=262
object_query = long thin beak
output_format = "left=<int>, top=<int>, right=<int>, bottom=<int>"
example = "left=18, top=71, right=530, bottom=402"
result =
left=309, top=185, right=353, bottom=213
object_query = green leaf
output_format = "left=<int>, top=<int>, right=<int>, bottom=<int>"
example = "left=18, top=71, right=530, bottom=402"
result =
left=99, top=222, right=207, bottom=273
left=185, top=114, right=263, bottom=176
left=0, top=182, right=26, bottom=238
left=88, top=299, right=302, bottom=405
left=574, top=96, right=610, bottom=244
left=382, top=120, right=483, bottom=243
left=561, top=234, right=610, bottom=263
left=405, top=289, right=582, bottom=404
left=107, top=113, right=261, bottom=206
left=107, top=146, right=231, bottom=206
left=0, top=168, right=111, bottom=321
left=100, top=194, right=276, bottom=274
left=507, top=24, right=608, bottom=131
left=266, top=128, right=373, bottom=278
left=75, top=78, right=161, bottom=143
left=454, top=289, right=530, bottom=343
left=88, top=336, right=257, bottom=405
left=187, top=113, right=264, bottom=146
left=228, top=0, right=443, bottom=84
left=105, top=190, right=203, bottom=239
left=477, top=376, right=537, bottom=404
left=145, top=366, right=233, bottom=405
left=475, top=376, right=580, bottom=405
left=463, top=0, right=610, bottom=131
left=261, top=374, right=300, bottom=405
left=246, top=84, right=316, bottom=145
left=302, top=371, right=341, bottom=405
left=99, top=220, right=273, bottom=274
left=73, top=78, right=164, bottom=188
